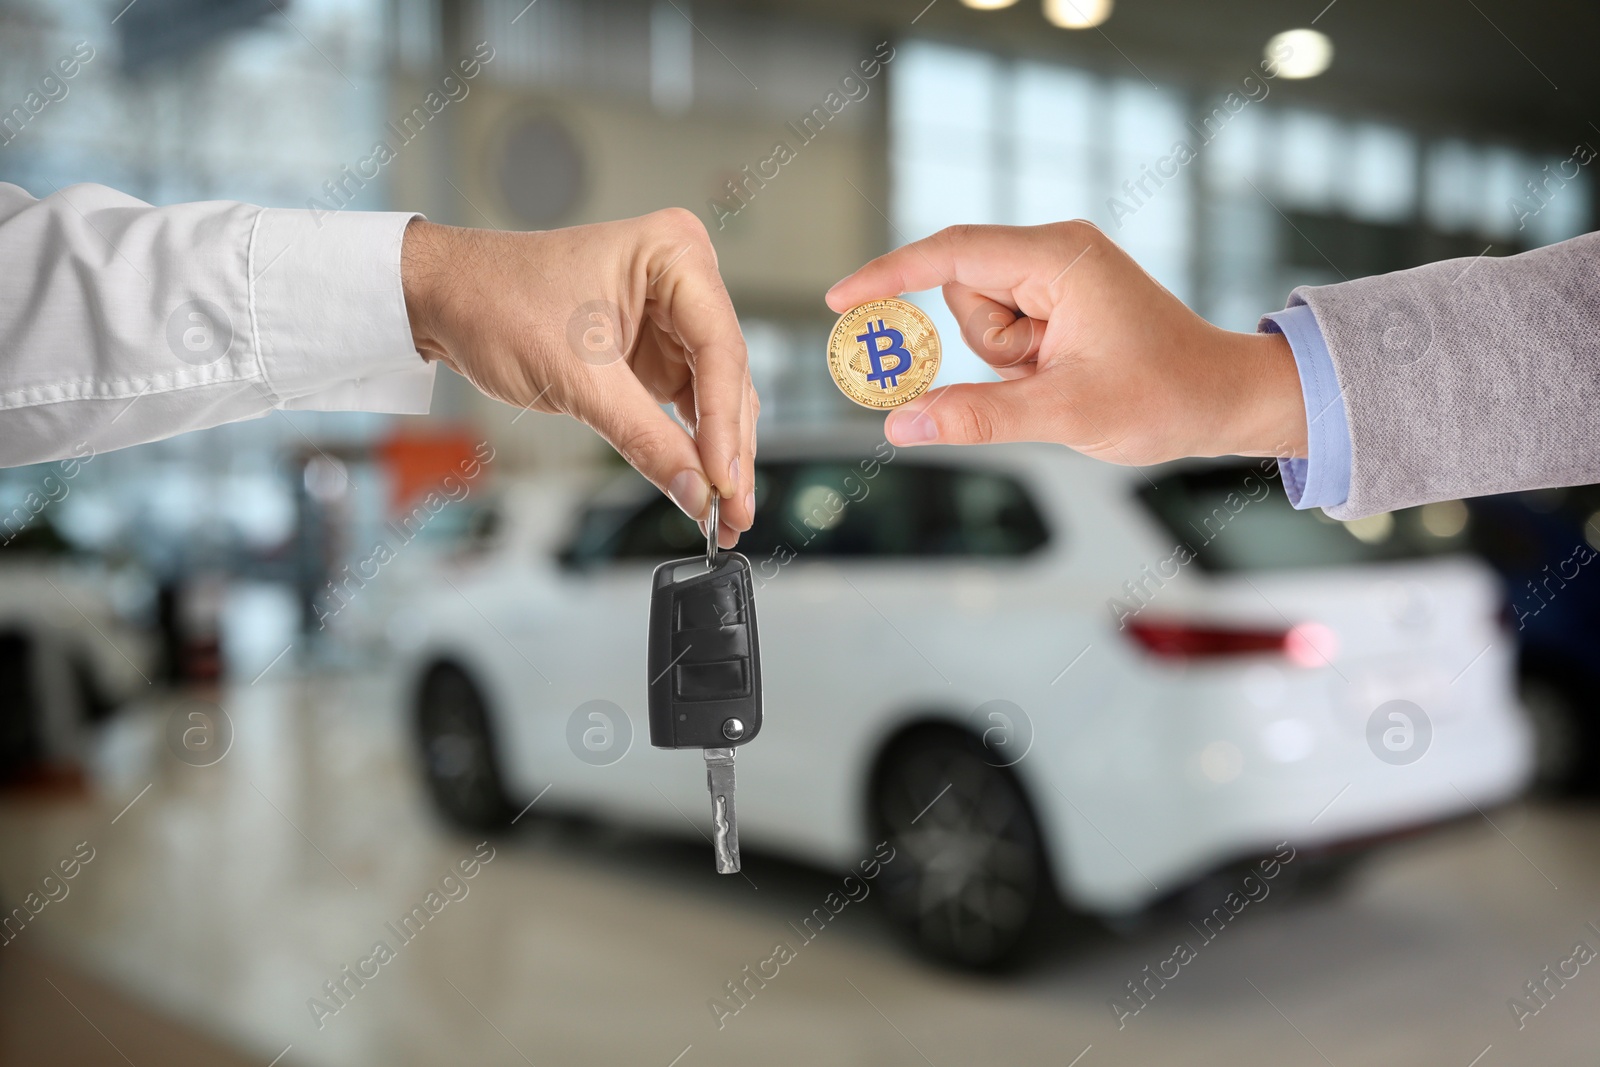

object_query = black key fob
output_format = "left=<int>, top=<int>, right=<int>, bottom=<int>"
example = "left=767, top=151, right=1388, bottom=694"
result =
left=647, top=549, right=762, bottom=750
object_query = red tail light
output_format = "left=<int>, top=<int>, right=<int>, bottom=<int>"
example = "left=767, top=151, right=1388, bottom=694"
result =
left=1125, top=620, right=1338, bottom=666
left=1126, top=620, right=1288, bottom=659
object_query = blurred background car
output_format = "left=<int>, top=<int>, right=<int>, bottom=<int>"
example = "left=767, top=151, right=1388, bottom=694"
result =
left=2, top=0, right=1598, bottom=1063
left=399, top=435, right=1532, bottom=967
left=0, top=518, right=155, bottom=783
left=1465, top=487, right=1600, bottom=793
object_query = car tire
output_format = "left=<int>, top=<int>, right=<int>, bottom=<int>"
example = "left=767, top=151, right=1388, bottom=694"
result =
left=415, top=664, right=515, bottom=831
left=868, top=726, right=1054, bottom=970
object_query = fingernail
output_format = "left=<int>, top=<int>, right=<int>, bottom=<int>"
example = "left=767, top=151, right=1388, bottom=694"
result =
left=745, top=490, right=756, bottom=517
left=888, top=410, right=938, bottom=445
left=668, top=469, right=710, bottom=519
left=729, top=456, right=741, bottom=494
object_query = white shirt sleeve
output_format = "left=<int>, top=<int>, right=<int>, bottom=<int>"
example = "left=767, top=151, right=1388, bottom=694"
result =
left=0, top=182, right=436, bottom=468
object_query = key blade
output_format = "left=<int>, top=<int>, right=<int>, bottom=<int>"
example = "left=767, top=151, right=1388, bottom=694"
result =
left=704, top=747, right=739, bottom=874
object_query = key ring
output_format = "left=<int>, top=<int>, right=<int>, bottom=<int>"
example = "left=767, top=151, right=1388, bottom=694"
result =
left=705, top=494, right=719, bottom=569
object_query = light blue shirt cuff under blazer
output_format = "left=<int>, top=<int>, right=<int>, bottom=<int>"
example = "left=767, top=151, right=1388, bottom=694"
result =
left=1260, top=303, right=1352, bottom=511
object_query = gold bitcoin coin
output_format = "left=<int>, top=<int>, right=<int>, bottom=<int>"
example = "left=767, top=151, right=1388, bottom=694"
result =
left=826, top=298, right=941, bottom=409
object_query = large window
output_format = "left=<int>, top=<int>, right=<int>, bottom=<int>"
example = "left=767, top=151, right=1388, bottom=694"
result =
left=889, top=40, right=1594, bottom=360
left=890, top=43, right=1196, bottom=385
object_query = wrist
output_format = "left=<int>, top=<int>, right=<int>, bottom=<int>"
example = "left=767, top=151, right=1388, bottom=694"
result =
left=1212, top=328, right=1308, bottom=459
left=401, top=218, right=452, bottom=360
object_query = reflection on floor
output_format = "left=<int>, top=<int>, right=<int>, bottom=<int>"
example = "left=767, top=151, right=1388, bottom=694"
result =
left=2, top=672, right=1599, bottom=1067
left=0, top=942, right=262, bottom=1067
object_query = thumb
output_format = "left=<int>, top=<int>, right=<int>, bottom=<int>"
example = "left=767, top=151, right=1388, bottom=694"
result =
left=883, top=378, right=1043, bottom=447
left=584, top=370, right=713, bottom=520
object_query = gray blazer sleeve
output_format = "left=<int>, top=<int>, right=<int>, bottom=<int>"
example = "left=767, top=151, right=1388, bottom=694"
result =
left=1289, top=231, right=1600, bottom=520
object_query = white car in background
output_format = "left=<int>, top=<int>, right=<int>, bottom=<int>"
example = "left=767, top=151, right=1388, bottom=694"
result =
left=0, top=547, right=155, bottom=777
left=394, top=432, right=1532, bottom=967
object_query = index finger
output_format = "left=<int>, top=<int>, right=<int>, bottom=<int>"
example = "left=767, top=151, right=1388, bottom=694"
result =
left=648, top=221, right=749, bottom=501
left=824, top=222, right=1094, bottom=312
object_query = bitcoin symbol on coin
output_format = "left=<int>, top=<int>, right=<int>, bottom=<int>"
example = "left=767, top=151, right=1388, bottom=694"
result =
left=857, top=319, right=911, bottom=391
left=826, top=298, right=942, bottom=409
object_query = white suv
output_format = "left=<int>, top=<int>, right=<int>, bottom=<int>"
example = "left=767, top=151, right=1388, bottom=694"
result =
left=395, top=432, right=1531, bottom=967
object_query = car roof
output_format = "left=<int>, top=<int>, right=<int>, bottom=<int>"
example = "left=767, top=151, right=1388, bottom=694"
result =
left=496, top=429, right=1278, bottom=534
left=752, top=425, right=1076, bottom=470
left=514, top=428, right=1193, bottom=507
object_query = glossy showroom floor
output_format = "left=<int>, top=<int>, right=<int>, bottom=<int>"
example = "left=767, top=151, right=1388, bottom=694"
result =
left=3, top=673, right=1599, bottom=1067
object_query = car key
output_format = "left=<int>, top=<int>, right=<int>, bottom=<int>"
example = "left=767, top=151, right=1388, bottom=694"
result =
left=646, top=496, right=762, bottom=873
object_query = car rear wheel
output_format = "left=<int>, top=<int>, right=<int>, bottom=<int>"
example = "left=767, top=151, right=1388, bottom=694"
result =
left=869, top=727, right=1052, bottom=969
left=415, top=664, right=514, bottom=831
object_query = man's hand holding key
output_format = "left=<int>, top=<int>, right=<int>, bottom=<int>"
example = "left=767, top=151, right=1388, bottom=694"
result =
left=401, top=209, right=758, bottom=547
left=646, top=496, right=762, bottom=873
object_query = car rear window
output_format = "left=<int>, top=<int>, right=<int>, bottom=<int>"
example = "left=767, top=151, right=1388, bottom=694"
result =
left=566, top=459, right=1049, bottom=564
left=1136, top=462, right=1469, bottom=572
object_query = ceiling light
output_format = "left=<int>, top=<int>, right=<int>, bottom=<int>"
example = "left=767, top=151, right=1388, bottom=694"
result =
left=1043, top=0, right=1113, bottom=30
left=1343, top=511, right=1393, bottom=544
left=961, top=0, right=1020, bottom=8
left=1419, top=500, right=1469, bottom=538
left=1266, top=28, right=1334, bottom=79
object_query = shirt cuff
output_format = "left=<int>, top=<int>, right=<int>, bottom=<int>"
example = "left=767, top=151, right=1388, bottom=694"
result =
left=1260, top=303, right=1351, bottom=511
left=249, top=208, right=437, bottom=415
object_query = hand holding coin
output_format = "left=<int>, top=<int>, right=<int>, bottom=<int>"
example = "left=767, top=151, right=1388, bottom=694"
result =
left=825, top=222, right=1308, bottom=465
